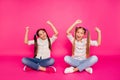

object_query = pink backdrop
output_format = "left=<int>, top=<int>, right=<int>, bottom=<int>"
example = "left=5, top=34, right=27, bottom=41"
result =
left=0, top=0, right=120, bottom=57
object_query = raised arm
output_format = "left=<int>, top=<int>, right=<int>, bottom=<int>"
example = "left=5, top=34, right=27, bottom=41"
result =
left=95, top=27, right=101, bottom=46
left=24, top=27, right=29, bottom=44
left=46, top=21, right=58, bottom=36
left=66, top=20, right=82, bottom=35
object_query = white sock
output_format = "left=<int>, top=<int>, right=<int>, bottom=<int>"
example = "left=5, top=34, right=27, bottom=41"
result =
left=85, top=67, right=93, bottom=74
left=64, top=67, right=74, bottom=74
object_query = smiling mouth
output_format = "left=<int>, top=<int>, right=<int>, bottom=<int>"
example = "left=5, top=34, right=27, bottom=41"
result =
left=77, top=36, right=81, bottom=38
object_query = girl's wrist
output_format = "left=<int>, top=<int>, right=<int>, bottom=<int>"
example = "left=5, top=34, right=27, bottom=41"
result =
left=26, top=30, right=29, bottom=33
left=97, top=31, right=101, bottom=33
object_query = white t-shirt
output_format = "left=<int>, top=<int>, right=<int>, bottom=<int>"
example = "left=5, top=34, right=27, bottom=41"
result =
left=67, top=34, right=98, bottom=60
left=28, top=35, right=57, bottom=59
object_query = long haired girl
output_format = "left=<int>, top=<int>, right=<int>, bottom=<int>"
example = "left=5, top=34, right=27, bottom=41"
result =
left=22, top=21, right=58, bottom=73
left=64, top=20, right=101, bottom=74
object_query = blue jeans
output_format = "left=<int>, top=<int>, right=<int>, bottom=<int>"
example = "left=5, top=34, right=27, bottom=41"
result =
left=22, top=57, right=55, bottom=70
left=64, top=55, right=98, bottom=72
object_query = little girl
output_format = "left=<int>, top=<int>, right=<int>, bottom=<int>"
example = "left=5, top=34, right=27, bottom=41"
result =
left=64, top=20, right=101, bottom=74
left=22, top=21, right=58, bottom=73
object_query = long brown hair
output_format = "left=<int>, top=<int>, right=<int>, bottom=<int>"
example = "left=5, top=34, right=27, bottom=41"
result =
left=72, top=27, right=90, bottom=58
left=33, top=29, right=51, bottom=58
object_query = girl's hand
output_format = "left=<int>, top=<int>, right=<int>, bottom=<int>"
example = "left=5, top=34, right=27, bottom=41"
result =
left=95, top=27, right=101, bottom=33
left=75, top=20, right=82, bottom=24
left=46, top=20, right=53, bottom=25
left=25, top=26, right=29, bottom=32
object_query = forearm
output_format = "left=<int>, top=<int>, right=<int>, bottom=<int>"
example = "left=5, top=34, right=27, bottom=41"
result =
left=66, top=23, right=77, bottom=34
left=66, top=20, right=82, bottom=34
left=50, top=24, right=58, bottom=36
left=97, top=31, right=101, bottom=46
left=47, top=21, right=58, bottom=36
left=24, top=30, right=29, bottom=44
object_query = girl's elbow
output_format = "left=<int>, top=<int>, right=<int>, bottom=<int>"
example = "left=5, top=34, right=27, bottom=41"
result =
left=55, top=32, right=59, bottom=36
left=66, top=31, right=70, bottom=35
left=97, top=42, right=101, bottom=46
left=24, top=41, right=28, bottom=44
left=56, top=32, right=59, bottom=35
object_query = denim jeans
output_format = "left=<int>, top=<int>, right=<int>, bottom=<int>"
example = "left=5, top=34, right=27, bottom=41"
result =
left=22, top=57, right=55, bottom=70
left=64, top=55, right=98, bottom=72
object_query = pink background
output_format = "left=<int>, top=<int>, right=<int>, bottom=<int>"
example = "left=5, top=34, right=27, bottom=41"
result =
left=0, top=0, right=120, bottom=56
left=0, top=0, right=120, bottom=80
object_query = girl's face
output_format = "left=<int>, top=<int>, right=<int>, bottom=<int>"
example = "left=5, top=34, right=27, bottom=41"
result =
left=38, top=30, right=47, bottom=40
left=75, top=28, right=85, bottom=41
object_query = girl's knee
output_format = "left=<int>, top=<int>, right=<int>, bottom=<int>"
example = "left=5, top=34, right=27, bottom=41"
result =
left=91, top=55, right=98, bottom=63
left=49, top=58, right=55, bottom=65
left=64, top=55, right=71, bottom=62
left=21, top=57, right=28, bottom=64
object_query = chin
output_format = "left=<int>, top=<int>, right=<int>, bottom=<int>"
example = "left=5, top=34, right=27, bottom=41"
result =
left=44, top=37, right=47, bottom=40
left=76, top=38, right=82, bottom=41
